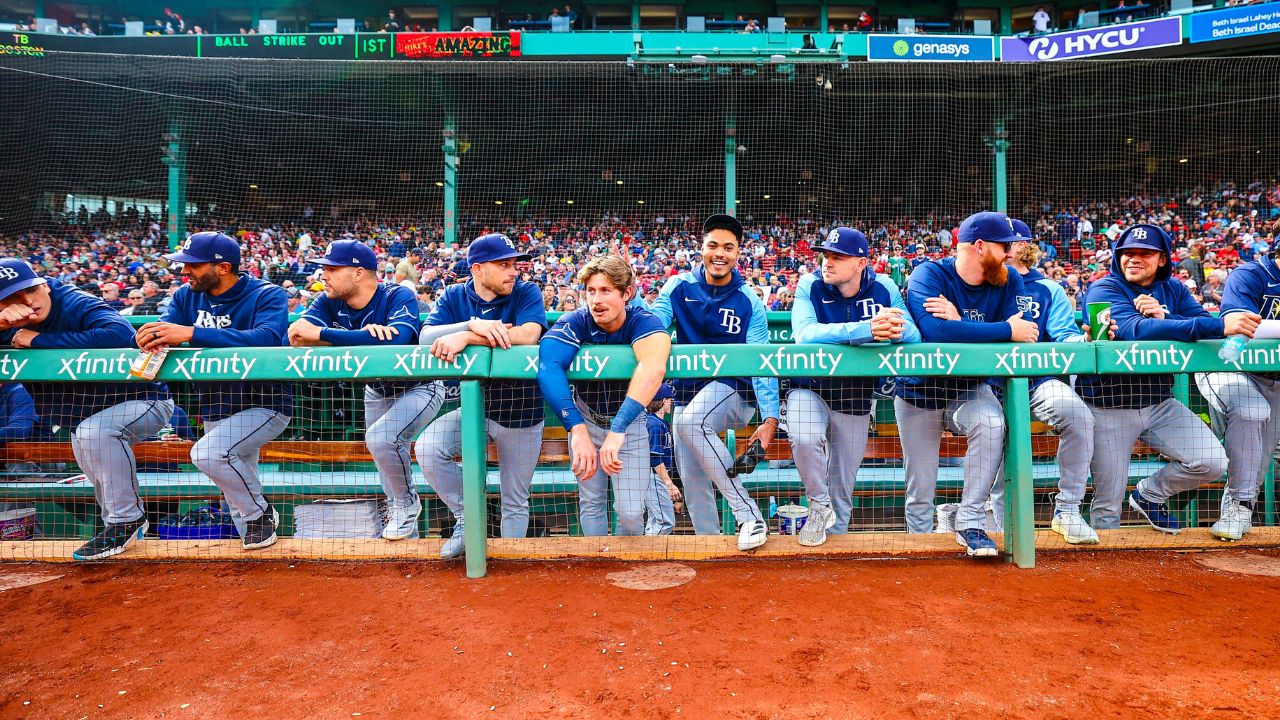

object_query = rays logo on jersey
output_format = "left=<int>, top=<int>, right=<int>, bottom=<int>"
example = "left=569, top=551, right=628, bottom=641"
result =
left=195, top=310, right=233, bottom=329
left=1016, top=295, right=1041, bottom=319
left=857, top=298, right=885, bottom=318
left=1262, top=295, right=1280, bottom=320
left=963, top=309, right=985, bottom=322
left=719, top=308, right=741, bottom=334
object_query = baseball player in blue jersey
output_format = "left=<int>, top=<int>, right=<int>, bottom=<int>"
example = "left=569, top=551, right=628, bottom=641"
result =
left=898, top=211, right=1039, bottom=557
left=288, top=240, right=444, bottom=541
left=1078, top=224, right=1240, bottom=533
left=787, top=227, right=920, bottom=547
left=981, top=219, right=1098, bottom=544
left=1193, top=249, right=1279, bottom=540
left=139, top=232, right=292, bottom=550
left=0, top=258, right=174, bottom=560
left=649, top=214, right=779, bottom=551
left=644, top=383, right=681, bottom=535
left=538, top=255, right=671, bottom=536
left=415, top=233, right=547, bottom=558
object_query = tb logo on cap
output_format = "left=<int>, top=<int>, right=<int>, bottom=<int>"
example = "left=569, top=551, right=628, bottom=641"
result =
left=502, top=235, right=515, bottom=250
left=826, top=229, right=840, bottom=244
left=1131, top=228, right=1148, bottom=240
left=0, top=267, right=19, bottom=281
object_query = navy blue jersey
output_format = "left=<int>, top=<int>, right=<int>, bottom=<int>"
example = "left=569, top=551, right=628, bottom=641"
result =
left=539, top=306, right=668, bottom=429
left=649, top=267, right=779, bottom=418
left=301, top=282, right=421, bottom=396
left=427, top=279, right=547, bottom=428
left=0, top=383, right=38, bottom=443
left=647, top=412, right=674, bottom=471
left=0, top=279, right=168, bottom=427
left=898, top=258, right=1026, bottom=409
left=790, top=268, right=920, bottom=415
left=162, top=274, right=291, bottom=420
left=1220, top=256, right=1280, bottom=380
left=1015, top=267, right=1087, bottom=391
left=1077, top=232, right=1222, bottom=409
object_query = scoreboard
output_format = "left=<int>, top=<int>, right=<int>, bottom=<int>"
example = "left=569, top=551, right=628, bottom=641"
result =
left=1, top=31, right=521, bottom=60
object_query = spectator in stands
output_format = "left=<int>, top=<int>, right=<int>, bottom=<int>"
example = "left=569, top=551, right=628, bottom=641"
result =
left=285, top=287, right=305, bottom=313
left=1200, top=269, right=1225, bottom=307
left=1032, top=7, right=1051, bottom=33
left=394, top=248, right=421, bottom=291
left=743, top=18, right=761, bottom=32
left=384, top=10, right=401, bottom=32
left=1180, top=243, right=1207, bottom=288
left=120, top=290, right=146, bottom=316
left=770, top=288, right=794, bottom=311
left=856, top=11, right=873, bottom=31
left=542, top=284, right=558, bottom=311
left=563, top=4, right=578, bottom=27
left=100, top=284, right=125, bottom=311
left=137, top=281, right=162, bottom=314
left=561, top=294, right=579, bottom=312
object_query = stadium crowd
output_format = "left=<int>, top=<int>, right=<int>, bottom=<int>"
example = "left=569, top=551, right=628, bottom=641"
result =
left=3, top=179, right=1276, bottom=316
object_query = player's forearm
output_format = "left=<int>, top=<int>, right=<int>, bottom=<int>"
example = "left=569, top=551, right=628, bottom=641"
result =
left=417, top=321, right=472, bottom=346
left=537, top=340, right=586, bottom=430
left=191, top=326, right=286, bottom=348
left=794, top=320, right=872, bottom=345
left=30, top=327, right=134, bottom=349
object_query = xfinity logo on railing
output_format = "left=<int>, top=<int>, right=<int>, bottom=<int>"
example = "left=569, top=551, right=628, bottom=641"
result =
left=1001, top=18, right=1182, bottom=62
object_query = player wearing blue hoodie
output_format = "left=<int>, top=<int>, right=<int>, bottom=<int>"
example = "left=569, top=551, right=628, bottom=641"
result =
left=649, top=215, right=779, bottom=551
left=1078, top=224, right=1247, bottom=534
left=0, top=259, right=174, bottom=561
left=140, top=232, right=291, bottom=551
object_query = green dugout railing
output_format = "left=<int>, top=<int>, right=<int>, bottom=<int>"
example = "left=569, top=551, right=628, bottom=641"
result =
left=3, top=339, right=1276, bottom=577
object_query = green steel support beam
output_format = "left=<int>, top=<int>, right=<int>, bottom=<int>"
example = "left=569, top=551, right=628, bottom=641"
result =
left=989, top=119, right=1009, bottom=214
left=632, top=0, right=641, bottom=29
left=819, top=1, right=829, bottom=31
left=162, top=122, right=186, bottom=251
left=438, top=0, right=454, bottom=32
left=443, top=114, right=458, bottom=248
left=461, top=379, right=488, bottom=578
left=1003, top=377, right=1035, bottom=568
left=999, top=4, right=1013, bottom=35
left=724, top=113, right=737, bottom=216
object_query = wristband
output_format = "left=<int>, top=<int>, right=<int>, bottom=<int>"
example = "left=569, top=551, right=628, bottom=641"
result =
left=609, top=397, right=646, bottom=434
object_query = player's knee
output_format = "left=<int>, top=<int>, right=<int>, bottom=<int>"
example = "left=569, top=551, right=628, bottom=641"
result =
left=1185, top=448, right=1228, bottom=480
left=72, top=419, right=118, bottom=444
left=1231, top=401, right=1271, bottom=425
left=365, top=427, right=402, bottom=456
left=786, top=429, right=824, bottom=451
left=189, top=438, right=230, bottom=473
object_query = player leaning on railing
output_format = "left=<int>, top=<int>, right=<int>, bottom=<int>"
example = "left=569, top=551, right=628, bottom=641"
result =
left=786, top=227, right=919, bottom=548
left=1078, top=224, right=1248, bottom=534
left=0, top=257, right=174, bottom=561
left=139, top=232, right=293, bottom=551
left=538, top=255, right=672, bottom=538
left=288, top=239, right=444, bottom=543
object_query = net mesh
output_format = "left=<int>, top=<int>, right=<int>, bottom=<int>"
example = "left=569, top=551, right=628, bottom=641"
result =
left=0, top=52, right=1277, bottom=559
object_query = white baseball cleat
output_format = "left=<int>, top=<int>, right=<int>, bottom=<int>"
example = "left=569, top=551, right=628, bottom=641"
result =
left=440, top=521, right=466, bottom=559
left=382, top=499, right=422, bottom=541
left=1211, top=500, right=1253, bottom=542
left=797, top=501, right=836, bottom=547
left=934, top=503, right=958, bottom=534
left=1051, top=511, right=1099, bottom=545
left=737, top=519, right=768, bottom=551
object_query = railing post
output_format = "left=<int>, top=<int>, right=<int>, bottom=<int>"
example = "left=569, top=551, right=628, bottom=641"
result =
left=461, top=379, right=488, bottom=578
left=1003, top=377, right=1035, bottom=568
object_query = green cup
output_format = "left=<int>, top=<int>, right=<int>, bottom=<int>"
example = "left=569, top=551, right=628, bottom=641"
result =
left=1087, top=301, right=1111, bottom=341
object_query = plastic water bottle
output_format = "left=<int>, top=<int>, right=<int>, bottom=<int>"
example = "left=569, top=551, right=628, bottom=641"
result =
left=1219, top=335, right=1248, bottom=363
left=768, top=496, right=778, bottom=519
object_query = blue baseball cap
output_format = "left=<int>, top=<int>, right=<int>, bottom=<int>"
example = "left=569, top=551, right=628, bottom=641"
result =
left=1011, top=219, right=1035, bottom=241
left=1116, top=224, right=1169, bottom=254
left=164, top=231, right=241, bottom=266
left=817, top=227, right=870, bottom=258
left=467, top=233, right=530, bottom=265
left=653, top=382, right=673, bottom=401
left=0, top=259, right=46, bottom=302
left=957, top=212, right=1029, bottom=245
left=313, top=240, right=378, bottom=269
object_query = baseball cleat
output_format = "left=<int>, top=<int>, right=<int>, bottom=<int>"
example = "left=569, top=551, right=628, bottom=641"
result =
left=1211, top=500, right=1253, bottom=542
left=737, top=519, right=768, bottom=551
left=440, top=521, right=466, bottom=559
left=955, top=528, right=998, bottom=558
left=72, top=519, right=149, bottom=561
left=242, top=505, right=280, bottom=550
left=934, top=503, right=958, bottom=534
left=1129, top=490, right=1180, bottom=535
left=382, top=498, right=422, bottom=541
left=797, top=501, right=836, bottom=547
left=1051, top=511, right=1099, bottom=545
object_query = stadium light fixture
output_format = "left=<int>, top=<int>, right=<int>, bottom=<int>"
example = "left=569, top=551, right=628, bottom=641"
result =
left=616, top=180, right=624, bottom=185
left=248, top=184, right=258, bottom=190
left=435, top=181, right=444, bottom=187
left=637, top=200, right=645, bottom=205
left=567, top=200, right=575, bottom=205
left=495, top=200, right=504, bottom=205
left=763, top=194, right=771, bottom=199
left=1179, top=158, right=1189, bottom=163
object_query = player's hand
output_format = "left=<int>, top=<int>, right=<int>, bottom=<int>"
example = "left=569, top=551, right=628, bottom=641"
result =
left=0, top=303, right=38, bottom=330
left=136, top=322, right=194, bottom=352
left=8, top=329, right=39, bottom=348
left=429, top=332, right=472, bottom=363
left=467, top=319, right=514, bottom=349
left=1224, top=311, right=1262, bottom=338
left=362, top=324, right=400, bottom=342
left=870, top=307, right=906, bottom=341
left=748, top=418, right=778, bottom=452
left=287, top=318, right=325, bottom=346
left=569, top=425, right=598, bottom=482
left=1133, top=294, right=1166, bottom=319
left=1007, top=312, right=1039, bottom=343
left=924, top=295, right=960, bottom=321
left=599, top=431, right=625, bottom=476
left=666, top=481, right=683, bottom=505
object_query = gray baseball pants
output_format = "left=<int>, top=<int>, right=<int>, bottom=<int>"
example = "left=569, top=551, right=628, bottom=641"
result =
left=72, top=398, right=174, bottom=525
left=365, top=382, right=444, bottom=509
left=1087, top=398, right=1228, bottom=529
left=1195, top=372, right=1280, bottom=510
left=673, top=381, right=765, bottom=535
left=895, top=385, right=1005, bottom=534
left=644, top=471, right=676, bottom=535
left=191, top=408, right=291, bottom=535
left=785, top=388, right=871, bottom=534
left=416, top=407, right=544, bottom=538
left=569, top=398, right=649, bottom=536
